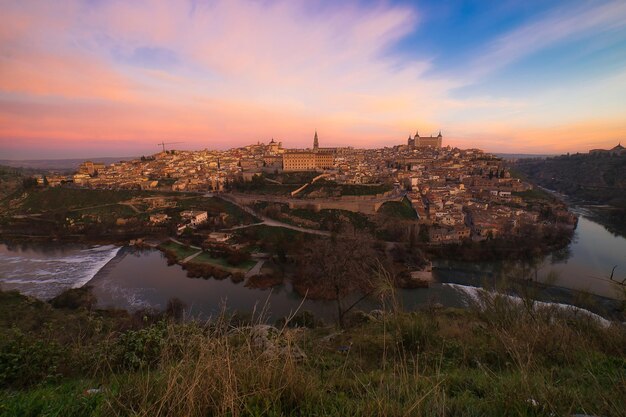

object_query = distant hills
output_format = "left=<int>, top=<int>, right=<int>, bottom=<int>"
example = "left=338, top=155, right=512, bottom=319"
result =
left=495, top=153, right=555, bottom=160
left=0, top=157, right=136, bottom=172
left=513, top=153, right=626, bottom=208
left=513, top=152, right=626, bottom=237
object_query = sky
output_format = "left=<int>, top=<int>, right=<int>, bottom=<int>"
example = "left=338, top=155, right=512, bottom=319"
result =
left=1, top=0, right=626, bottom=159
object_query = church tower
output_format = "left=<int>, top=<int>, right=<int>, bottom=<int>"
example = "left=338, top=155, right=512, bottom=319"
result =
left=313, top=130, right=319, bottom=150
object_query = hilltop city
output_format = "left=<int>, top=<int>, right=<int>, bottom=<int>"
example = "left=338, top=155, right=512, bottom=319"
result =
left=26, top=130, right=576, bottom=245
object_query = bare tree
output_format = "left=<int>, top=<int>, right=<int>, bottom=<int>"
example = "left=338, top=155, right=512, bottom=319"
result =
left=609, top=266, right=626, bottom=286
left=295, top=232, right=383, bottom=327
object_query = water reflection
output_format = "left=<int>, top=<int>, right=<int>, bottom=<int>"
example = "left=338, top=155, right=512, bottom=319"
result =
left=436, top=216, right=625, bottom=300
left=1, top=213, right=624, bottom=321
left=550, top=246, right=571, bottom=264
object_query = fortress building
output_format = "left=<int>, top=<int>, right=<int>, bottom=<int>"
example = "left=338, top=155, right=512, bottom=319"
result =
left=408, top=130, right=443, bottom=149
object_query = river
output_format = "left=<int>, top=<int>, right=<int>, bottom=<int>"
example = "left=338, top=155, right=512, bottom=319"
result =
left=1, top=212, right=624, bottom=322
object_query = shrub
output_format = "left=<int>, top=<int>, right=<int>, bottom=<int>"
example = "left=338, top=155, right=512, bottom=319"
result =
left=110, top=322, right=167, bottom=371
left=49, top=287, right=97, bottom=310
left=391, top=313, right=439, bottom=353
left=0, top=330, right=63, bottom=388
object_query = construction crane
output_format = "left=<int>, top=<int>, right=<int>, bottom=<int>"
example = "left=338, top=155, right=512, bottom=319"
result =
left=157, top=141, right=184, bottom=152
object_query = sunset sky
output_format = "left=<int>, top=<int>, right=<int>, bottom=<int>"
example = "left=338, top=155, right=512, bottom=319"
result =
left=1, top=0, right=626, bottom=159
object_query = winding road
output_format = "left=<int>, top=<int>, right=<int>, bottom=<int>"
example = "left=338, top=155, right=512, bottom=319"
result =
left=216, top=193, right=331, bottom=236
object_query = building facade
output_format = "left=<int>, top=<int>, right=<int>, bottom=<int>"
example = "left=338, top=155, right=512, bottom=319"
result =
left=78, top=161, right=105, bottom=176
left=282, top=131, right=335, bottom=171
left=282, top=151, right=334, bottom=171
left=408, top=130, right=443, bottom=149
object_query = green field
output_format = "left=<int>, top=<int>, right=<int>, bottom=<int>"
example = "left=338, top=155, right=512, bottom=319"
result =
left=11, top=188, right=165, bottom=213
left=189, top=252, right=256, bottom=272
left=290, top=208, right=374, bottom=231
left=21, top=188, right=135, bottom=211
left=300, top=180, right=394, bottom=197
left=159, top=241, right=199, bottom=259
left=252, top=203, right=375, bottom=232
left=264, top=171, right=318, bottom=184
left=69, top=204, right=138, bottom=221
left=378, top=197, right=417, bottom=219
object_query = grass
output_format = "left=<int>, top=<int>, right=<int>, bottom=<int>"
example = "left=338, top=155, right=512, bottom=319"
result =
left=69, top=204, right=138, bottom=222
left=301, top=181, right=394, bottom=197
left=339, top=183, right=394, bottom=196
left=190, top=252, right=256, bottom=272
left=234, top=183, right=300, bottom=196
left=378, top=197, right=417, bottom=219
left=264, top=171, right=318, bottom=185
left=291, top=208, right=373, bottom=229
left=15, top=188, right=160, bottom=213
left=159, top=240, right=255, bottom=273
left=513, top=188, right=555, bottom=202
left=261, top=204, right=375, bottom=232
left=158, top=240, right=199, bottom=259
left=4, top=188, right=257, bottom=226
left=0, top=380, right=105, bottom=417
left=1, top=286, right=625, bottom=416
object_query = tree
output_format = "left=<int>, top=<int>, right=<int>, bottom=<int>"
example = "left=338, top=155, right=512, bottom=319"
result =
left=418, top=224, right=430, bottom=243
left=22, top=177, right=38, bottom=189
left=295, top=232, right=383, bottom=327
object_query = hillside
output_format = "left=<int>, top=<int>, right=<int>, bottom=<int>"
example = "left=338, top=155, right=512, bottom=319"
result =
left=513, top=153, right=626, bottom=236
left=0, top=288, right=624, bottom=417
left=513, top=153, right=626, bottom=208
left=0, top=165, right=23, bottom=202
left=0, top=157, right=136, bottom=172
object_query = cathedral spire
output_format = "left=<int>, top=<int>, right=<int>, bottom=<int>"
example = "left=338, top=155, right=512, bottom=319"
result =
left=313, top=130, right=319, bottom=149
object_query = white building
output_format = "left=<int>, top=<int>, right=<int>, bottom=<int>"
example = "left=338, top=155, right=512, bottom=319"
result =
left=180, top=210, right=208, bottom=226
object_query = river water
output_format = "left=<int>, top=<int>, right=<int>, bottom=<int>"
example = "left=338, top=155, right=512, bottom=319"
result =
left=436, top=215, right=626, bottom=300
left=1, top=213, right=624, bottom=322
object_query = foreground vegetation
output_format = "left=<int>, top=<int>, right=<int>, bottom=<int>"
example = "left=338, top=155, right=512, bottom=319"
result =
left=1, top=287, right=624, bottom=417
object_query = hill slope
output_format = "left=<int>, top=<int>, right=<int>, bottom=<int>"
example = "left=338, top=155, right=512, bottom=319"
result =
left=1, top=288, right=625, bottom=417
left=513, top=153, right=626, bottom=207
left=513, top=153, right=626, bottom=237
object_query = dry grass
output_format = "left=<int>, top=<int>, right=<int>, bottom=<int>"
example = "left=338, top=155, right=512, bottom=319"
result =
left=1, top=288, right=625, bottom=417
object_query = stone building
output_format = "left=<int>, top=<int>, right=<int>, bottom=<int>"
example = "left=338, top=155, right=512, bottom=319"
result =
left=283, top=151, right=334, bottom=171
left=282, top=131, right=335, bottom=171
left=408, top=130, right=443, bottom=149
left=78, top=161, right=105, bottom=176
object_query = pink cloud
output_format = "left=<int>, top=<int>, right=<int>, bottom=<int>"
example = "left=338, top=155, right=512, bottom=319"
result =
left=0, top=0, right=625, bottom=157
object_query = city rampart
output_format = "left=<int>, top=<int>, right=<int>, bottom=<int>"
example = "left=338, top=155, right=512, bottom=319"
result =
left=227, top=190, right=402, bottom=215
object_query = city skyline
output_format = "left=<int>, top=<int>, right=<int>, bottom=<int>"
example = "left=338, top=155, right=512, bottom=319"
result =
left=2, top=0, right=626, bottom=159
